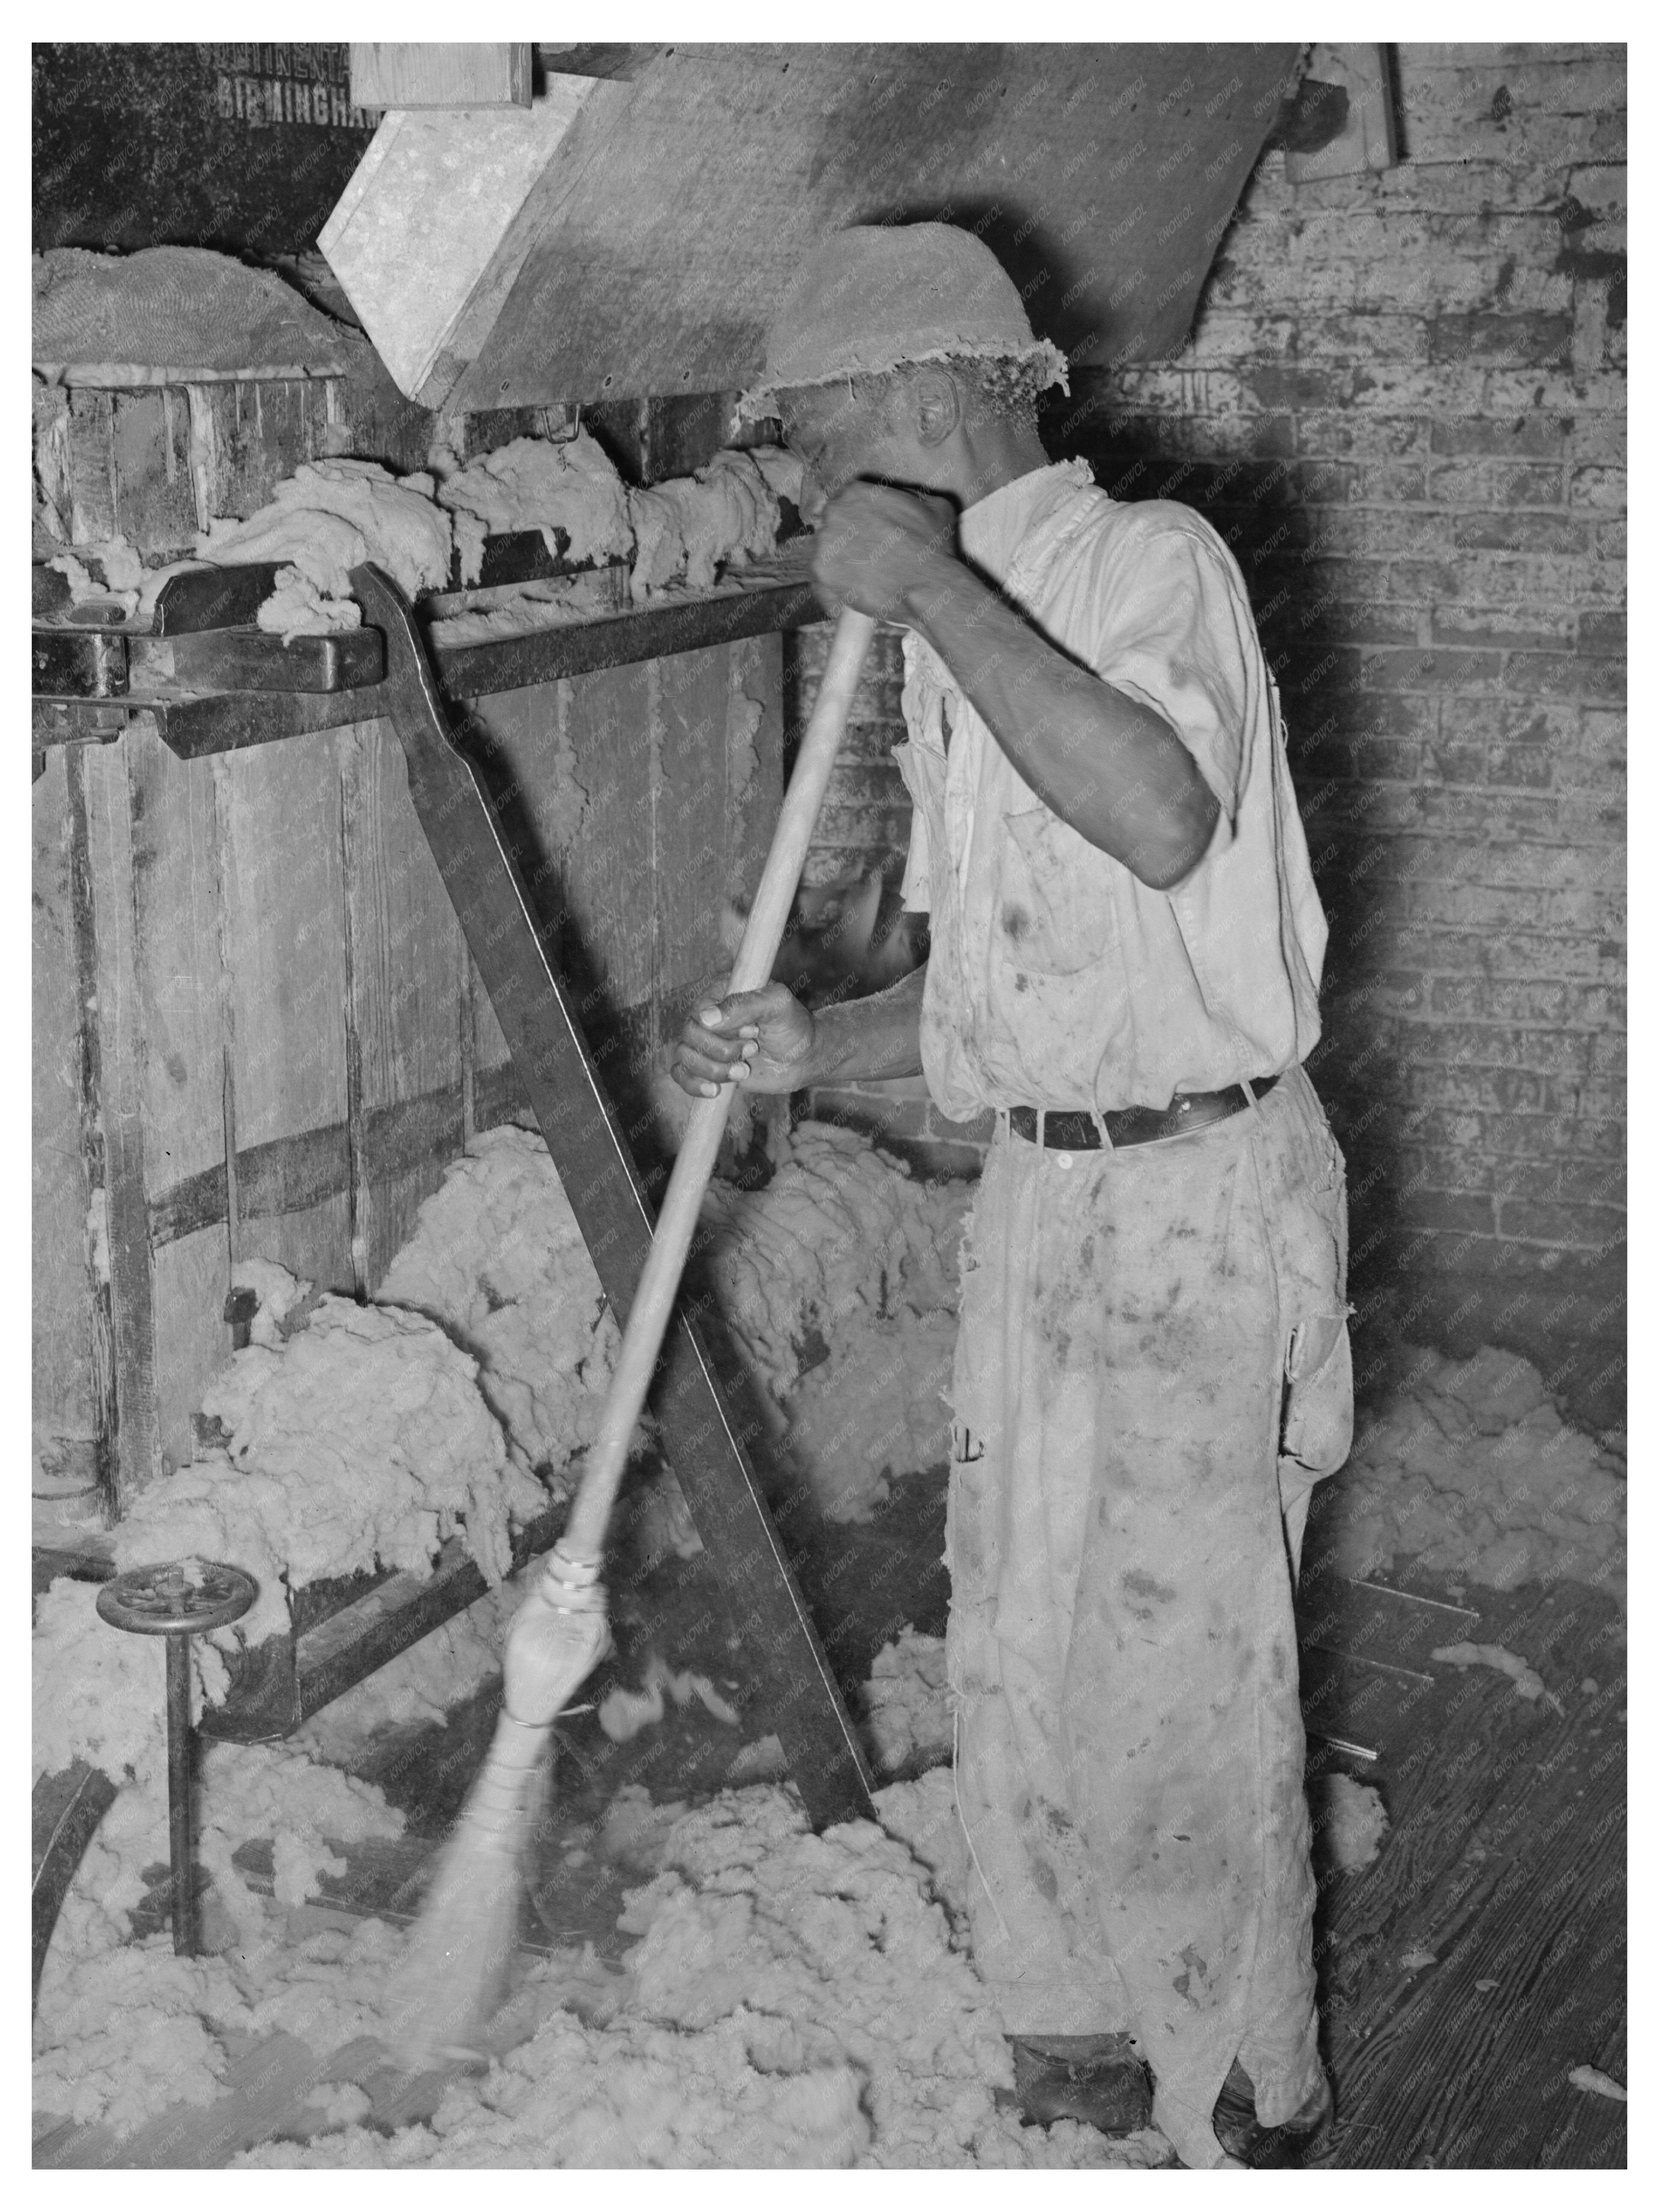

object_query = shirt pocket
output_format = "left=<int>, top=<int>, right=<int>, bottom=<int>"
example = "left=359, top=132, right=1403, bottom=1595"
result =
left=996, top=805, right=1116, bottom=976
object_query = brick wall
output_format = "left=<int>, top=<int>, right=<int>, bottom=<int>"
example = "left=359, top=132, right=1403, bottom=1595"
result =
left=789, top=620, right=915, bottom=898
left=796, top=44, right=1626, bottom=1424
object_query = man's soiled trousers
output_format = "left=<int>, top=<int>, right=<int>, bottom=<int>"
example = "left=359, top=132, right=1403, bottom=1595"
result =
left=945, top=1066, right=1353, bottom=2169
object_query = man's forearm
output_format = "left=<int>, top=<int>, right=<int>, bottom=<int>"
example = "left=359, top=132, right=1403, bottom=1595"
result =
left=903, top=564, right=1218, bottom=889
left=800, top=962, right=927, bottom=1084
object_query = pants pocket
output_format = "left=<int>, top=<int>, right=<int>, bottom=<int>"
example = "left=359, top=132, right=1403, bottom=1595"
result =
left=1280, top=1312, right=1354, bottom=1479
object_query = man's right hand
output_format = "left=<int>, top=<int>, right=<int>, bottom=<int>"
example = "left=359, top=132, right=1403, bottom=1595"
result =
left=670, top=979, right=817, bottom=1098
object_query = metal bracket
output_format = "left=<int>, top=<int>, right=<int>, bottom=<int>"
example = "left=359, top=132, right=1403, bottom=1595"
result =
left=33, top=628, right=128, bottom=700
left=129, top=626, right=386, bottom=694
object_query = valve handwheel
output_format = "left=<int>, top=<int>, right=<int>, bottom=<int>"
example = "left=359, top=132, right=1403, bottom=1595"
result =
left=97, top=1558, right=258, bottom=1956
left=95, top=1558, right=257, bottom=1637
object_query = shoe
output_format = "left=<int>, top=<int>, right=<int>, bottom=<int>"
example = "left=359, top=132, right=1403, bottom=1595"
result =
left=1211, top=2060, right=1334, bottom=2167
left=1006, top=2034, right=1154, bottom=2135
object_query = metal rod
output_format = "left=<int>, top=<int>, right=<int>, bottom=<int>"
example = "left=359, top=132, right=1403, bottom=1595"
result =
left=164, top=1632, right=197, bottom=1956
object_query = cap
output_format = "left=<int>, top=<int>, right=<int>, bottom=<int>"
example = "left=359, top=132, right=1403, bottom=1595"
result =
left=738, top=222, right=1068, bottom=421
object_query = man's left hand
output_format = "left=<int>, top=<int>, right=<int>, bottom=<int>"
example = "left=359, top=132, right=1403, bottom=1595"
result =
left=811, top=482, right=961, bottom=622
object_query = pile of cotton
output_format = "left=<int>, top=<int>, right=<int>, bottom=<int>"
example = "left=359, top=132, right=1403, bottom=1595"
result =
left=696, top=1122, right=970, bottom=1520
left=1311, top=1344, right=1626, bottom=1600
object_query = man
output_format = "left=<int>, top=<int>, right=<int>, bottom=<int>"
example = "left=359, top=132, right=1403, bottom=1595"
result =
left=671, top=223, right=1353, bottom=2170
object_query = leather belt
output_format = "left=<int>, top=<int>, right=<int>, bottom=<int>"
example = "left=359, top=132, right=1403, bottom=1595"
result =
left=1008, top=1072, right=1282, bottom=1152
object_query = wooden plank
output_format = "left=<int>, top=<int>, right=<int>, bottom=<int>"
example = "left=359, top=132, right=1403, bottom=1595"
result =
left=458, top=684, right=570, bottom=1108
left=64, top=389, right=117, bottom=544
left=74, top=744, right=161, bottom=1510
left=726, top=632, right=784, bottom=923
left=121, top=719, right=232, bottom=1468
left=31, top=1527, right=115, bottom=1590
left=446, top=44, right=1299, bottom=410
left=195, top=1502, right=568, bottom=1745
left=109, top=388, right=197, bottom=558
left=327, top=355, right=439, bottom=477
left=655, top=643, right=738, bottom=1053
left=293, top=1504, right=558, bottom=1710
left=464, top=666, right=656, bottom=1035
left=645, top=390, right=742, bottom=484
left=1319, top=1743, right=1625, bottom=2165
left=188, top=379, right=332, bottom=526
left=213, top=731, right=354, bottom=1292
left=145, top=1087, right=472, bottom=1249
left=339, top=719, right=467, bottom=1290
left=149, top=1231, right=230, bottom=1472
left=236, top=382, right=313, bottom=517
left=31, top=749, right=103, bottom=1502
left=562, top=663, right=660, bottom=1156
left=58, top=744, right=122, bottom=1512
left=564, top=663, right=656, bottom=1012
left=1311, top=1578, right=1627, bottom=2168
left=433, top=578, right=821, bottom=701
left=471, top=971, right=516, bottom=1112
left=184, top=384, right=231, bottom=528
left=1409, top=1771, right=1624, bottom=2166
left=33, top=380, right=73, bottom=542
left=724, top=632, right=789, bottom=1166
left=349, top=42, right=532, bottom=109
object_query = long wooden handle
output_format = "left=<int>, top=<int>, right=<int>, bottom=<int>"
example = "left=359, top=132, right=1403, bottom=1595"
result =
left=562, top=608, right=878, bottom=1563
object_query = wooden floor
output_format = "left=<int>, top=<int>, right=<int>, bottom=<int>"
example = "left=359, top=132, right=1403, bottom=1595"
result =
left=1298, top=1557, right=1627, bottom=2169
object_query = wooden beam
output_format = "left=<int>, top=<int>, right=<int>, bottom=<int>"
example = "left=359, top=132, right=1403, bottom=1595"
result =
left=145, top=1086, right=475, bottom=1250
left=348, top=44, right=532, bottom=111
left=339, top=718, right=469, bottom=1290
left=213, top=729, right=355, bottom=1294
left=33, top=1762, right=119, bottom=2003
left=71, top=745, right=162, bottom=1513
left=189, top=1505, right=570, bottom=1743
left=132, top=577, right=821, bottom=759
left=122, top=719, right=233, bottom=1473
left=32, top=749, right=103, bottom=1509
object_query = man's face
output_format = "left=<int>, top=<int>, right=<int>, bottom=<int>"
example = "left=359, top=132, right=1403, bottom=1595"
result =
left=777, top=381, right=927, bottom=519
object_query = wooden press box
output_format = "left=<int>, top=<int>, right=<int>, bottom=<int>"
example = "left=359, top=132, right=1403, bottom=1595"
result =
left=32, top=374, right=787, bottom=1523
